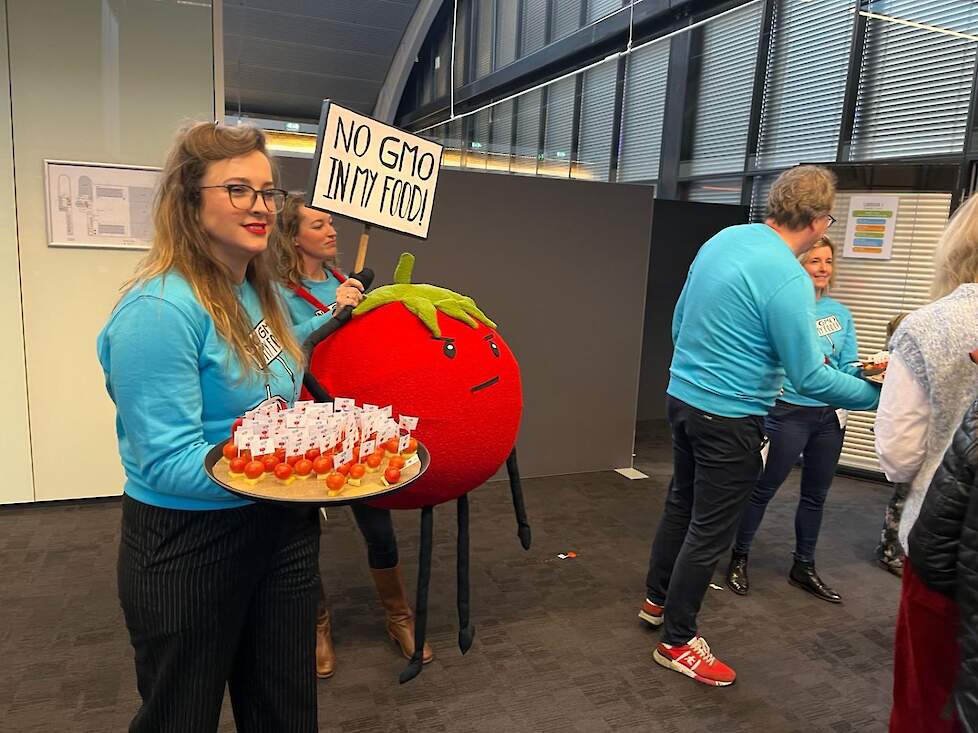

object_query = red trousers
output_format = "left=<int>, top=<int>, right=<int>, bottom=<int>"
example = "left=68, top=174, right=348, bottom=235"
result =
left=890, top=561, right=962, bottom=733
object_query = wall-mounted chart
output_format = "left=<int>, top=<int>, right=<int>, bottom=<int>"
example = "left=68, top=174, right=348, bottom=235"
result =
left=44, top=160, right=160, bottom=250
left=842, top=194, right=899, bottom=261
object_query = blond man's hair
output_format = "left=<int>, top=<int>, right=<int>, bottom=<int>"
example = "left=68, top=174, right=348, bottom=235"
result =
left=121, top=121, right=303, bottom=372
left=270, top=193, right=340, bottom=289
left=766, top=165, right=837, bottom=230
left=931, top=194, right=978, bottom=300
left=798, top=234, right=837, bottom=292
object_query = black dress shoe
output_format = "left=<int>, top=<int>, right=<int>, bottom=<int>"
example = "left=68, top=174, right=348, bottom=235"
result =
left=726, top=552, right=749, bottom=596
left=789, top=560, right=842, bottom=603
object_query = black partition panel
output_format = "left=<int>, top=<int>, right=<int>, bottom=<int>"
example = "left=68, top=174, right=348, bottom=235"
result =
left=637, top=199, right=749, bottom=421
left=331, top=169, right=654, bottom=478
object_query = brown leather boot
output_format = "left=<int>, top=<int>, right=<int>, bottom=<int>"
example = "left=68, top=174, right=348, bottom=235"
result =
left=316, top=607, right=336, bottom=678
left=370, top=566, right=433, bottom=664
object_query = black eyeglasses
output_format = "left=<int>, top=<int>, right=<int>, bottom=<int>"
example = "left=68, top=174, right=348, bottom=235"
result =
left=199, top=184, right=288, bottom=213
left=824, top=213, right=837, bottom=227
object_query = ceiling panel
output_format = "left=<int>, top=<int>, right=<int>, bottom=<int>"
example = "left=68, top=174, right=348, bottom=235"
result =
left=224, top=0, right=422, bottom=122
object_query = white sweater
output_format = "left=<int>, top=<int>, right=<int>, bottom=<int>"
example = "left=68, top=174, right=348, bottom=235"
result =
left=875, top=283, right=978, bottom=553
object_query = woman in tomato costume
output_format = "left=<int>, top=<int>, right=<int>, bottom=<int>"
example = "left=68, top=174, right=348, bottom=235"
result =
left=272, top=194, right=432, bottom=679
left=303, top=252, right=531, bottom=682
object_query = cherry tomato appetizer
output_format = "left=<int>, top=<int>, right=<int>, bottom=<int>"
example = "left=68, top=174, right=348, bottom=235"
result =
left=244, top=460, right=265, bottom=480
left=261, top=454, right=280, bottom=471
left=325, top=472, right=346, bottom=492
left=312, top=455, right=334, bottom=475
left=229, top=457, right=248, bottom=475
left=286, top=454, right=302, bottom=467
left=294, top=459, right=314, bottom=478
left=405, top=437, right=418, bottom=454
left=349, top=463, right=366, bottom=480
left=384, top=467, right=402, bottom=484
left=337, top=462, right=352, bottom=476
left=365, top=454, right=382, bottom=470
left=222, top=442, right=238, bottom=460
left=274, top=447, right=287, bottom=462
left=384, top=438, right=399, bottom=453
left=387, top=455, right=406, bottom=470
left=274, top=463, right=294, bottom=481
left=305, top=447, right=321, bottom=461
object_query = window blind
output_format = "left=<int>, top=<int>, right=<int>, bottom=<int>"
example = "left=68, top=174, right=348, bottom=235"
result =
left=575, top=60, right=617, bottom=181
left=618, top=41, right=670, bottom=183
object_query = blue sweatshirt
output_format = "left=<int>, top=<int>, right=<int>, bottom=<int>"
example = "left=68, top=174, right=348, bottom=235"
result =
left=97, top=273, right=302, bottom=510
left=781, top=294, right=861, bottom=407
left=667, top=224, right=880, bottom=417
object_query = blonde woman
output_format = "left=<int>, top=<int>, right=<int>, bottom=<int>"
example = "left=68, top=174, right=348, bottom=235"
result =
left=726, top=235, right=861, bottom=603
left=97, top=123, right=324, bottom=732
left=271, top=194, right=431, bottom=680
left=876, top=193, right=978, bottom=733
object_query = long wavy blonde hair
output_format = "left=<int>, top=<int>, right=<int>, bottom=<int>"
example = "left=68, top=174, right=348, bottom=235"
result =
left=122, top=121, right=303, bottom=371
left=271, top=193, right=340, bottom=288
left=931, top=194, right=978, bottom=300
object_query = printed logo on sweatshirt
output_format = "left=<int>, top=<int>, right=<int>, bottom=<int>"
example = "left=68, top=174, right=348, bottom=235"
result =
left=251, top=319, right=298, bottom=402
left=815, top=315, right=843, bottom=338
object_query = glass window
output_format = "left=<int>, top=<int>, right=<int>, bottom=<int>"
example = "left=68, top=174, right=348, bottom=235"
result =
left=748, top=173, right=780, bottom=222
left=541, top=77, right=576, bottom=178
left=685, top=179, right=744, bottom=205
left=681, top=3, right=762, bottom=177
left=850, top=0, right=978, bottom=160
left=488, top=99, right=515, bottom=172
left=513, top=89, right=543, bottom=174
left=575, top=61, right=617, bottom=181
left=521, top=0, right=547, bottom=57
left=755, top=0, right=854, bottom=171
left=588, top=0, right=622, bottom=24
left=618, top=41, right=670, bottom=183
left=464, top=110, right=491, bottom=170
left=495, top=0, right=518, bottom=69
left=551, top=0, right=583, bottom=42
left=475, top=0, right=495, bottom=80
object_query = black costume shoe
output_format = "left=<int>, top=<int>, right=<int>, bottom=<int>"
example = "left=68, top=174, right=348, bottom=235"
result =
left=788, top=560, right=842, bottom=604
left=726, top=552, right=749, bottom=596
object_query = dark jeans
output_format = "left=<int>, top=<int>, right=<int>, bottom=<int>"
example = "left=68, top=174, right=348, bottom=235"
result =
left=733, top=401, right=844, bottom=563
left=319, top=504, right=398, bottom=617
left=646, top=396, right=766, bottom=645
left=351, top=504, right=398, bottom=570
left=118, top=496, right=321, bottom=733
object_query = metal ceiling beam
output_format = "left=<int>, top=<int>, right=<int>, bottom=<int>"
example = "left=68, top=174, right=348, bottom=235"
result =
left=373, top=0, right=447, bottom=123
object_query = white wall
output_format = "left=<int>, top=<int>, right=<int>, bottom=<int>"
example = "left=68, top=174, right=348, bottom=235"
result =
left=6, top=0, right=214, bottom=502
left=0, top=0, right=32, bottom=504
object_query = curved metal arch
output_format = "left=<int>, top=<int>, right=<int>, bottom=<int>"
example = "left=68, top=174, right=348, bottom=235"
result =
left=373, top=0, right=448, bottom=123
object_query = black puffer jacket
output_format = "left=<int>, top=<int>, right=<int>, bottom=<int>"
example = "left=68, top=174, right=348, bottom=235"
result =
left=909, top=398, right=978, bottom=733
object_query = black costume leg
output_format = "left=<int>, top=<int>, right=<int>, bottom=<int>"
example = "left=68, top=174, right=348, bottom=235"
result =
left=506, top=448, right=532, bottom=550
left=457, top=494, right=474, bottom=653
left=400, top=505, right=433, bottom=684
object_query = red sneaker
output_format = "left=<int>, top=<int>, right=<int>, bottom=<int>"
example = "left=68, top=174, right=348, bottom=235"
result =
left=653, top=636, right=736, bottom=687
left=638, top=598, right=664, bottom=627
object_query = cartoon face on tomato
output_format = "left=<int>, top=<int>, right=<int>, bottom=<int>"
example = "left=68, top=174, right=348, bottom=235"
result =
left=309, top=253, right=522, bottom=509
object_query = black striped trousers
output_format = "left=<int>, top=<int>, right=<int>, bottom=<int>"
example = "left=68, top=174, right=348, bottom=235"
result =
left=118, top=495, right=321, bottom=732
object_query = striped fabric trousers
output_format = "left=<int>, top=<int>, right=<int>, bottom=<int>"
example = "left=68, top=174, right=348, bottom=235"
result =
left=117, top=495, right=321, bottom=732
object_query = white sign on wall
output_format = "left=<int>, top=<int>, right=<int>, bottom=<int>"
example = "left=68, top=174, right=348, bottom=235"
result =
left=842, top=194, right=899, bottom=260
left=306, top=101, right=443, bottom=239
left=44, top=160, right=160, bottom=250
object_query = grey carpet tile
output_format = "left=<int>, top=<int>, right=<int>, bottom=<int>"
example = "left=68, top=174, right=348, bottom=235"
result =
left=0, top=420, right=899, bottom=732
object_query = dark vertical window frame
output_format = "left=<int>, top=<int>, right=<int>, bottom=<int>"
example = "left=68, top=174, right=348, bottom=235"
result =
left=657, top=31, right=695, bottom=200
left=569, top=72, right=584, bottom=175
left=740, top=0, right=777, bottom=208
left=608, top=54, right=627, bottom=182
left=836, top=0, right=869, bottom=163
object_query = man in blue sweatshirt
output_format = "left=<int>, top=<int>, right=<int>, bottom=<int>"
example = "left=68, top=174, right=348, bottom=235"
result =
left=637, top=166, right=880, bottom=686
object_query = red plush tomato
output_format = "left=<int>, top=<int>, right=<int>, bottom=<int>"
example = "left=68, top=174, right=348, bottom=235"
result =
left=309, top=254, right=522, bottom=510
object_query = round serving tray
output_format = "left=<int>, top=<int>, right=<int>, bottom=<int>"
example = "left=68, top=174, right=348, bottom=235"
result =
left=204, top=439, right=430, bottom=507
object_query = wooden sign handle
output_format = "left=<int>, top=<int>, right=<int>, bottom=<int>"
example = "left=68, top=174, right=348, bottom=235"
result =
left=354, top=223, right=371, bottom=273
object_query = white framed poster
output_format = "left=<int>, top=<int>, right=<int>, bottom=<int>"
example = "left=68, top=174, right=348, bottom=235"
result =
left=842, top=194, right=899, bottom=260
left=44, top=160, right=160, bottom=250
left=306, top=100, right=443, bottom=239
